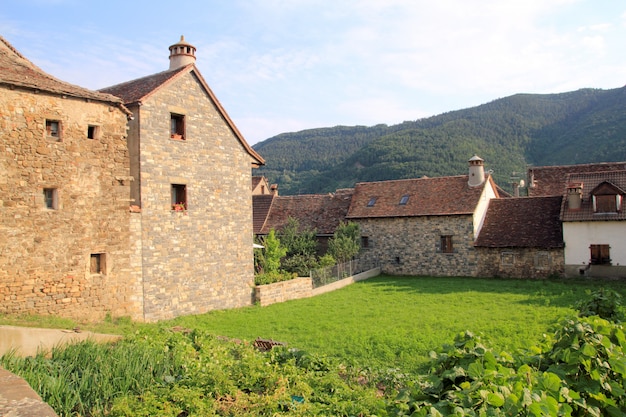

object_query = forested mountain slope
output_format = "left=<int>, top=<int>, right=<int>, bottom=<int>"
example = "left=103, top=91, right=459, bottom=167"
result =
left=253, top=86, right=626, bottom=195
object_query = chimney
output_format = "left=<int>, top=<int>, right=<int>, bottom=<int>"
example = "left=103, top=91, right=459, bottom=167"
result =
left=567, top=182, right=583, bottom=210
left=468, top=155, right=485, bottom=187
left=169, top=35, right=196, bottom=70
left=270, top=184, right=279, bottom=196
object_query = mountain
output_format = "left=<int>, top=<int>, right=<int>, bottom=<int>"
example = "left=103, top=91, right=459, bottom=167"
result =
left=252, top=86, right=626, bottom=195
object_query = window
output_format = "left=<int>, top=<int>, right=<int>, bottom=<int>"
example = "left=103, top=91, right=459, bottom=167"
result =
left=171, top=184, right=187, bottom=211
left=87, top=125, right=100, bottom=140
left=43, top=188, right=58, bottom=209
left=399, top=195, right=409, bottom=205
left=46, top=120, right=60, bottom=140
left=501, top=251, right=515, bottom=266
left=440, top=235, right=454, bottom=253
left=367, top=197, right=377, bottom=207
left=534, top=252, right=550, bottom=270
left=594, top=194, right=621, bottom=213
left=170, top=113, right=185, bottom=140
left=361, top=236, right=370, bottom=248
left=90, top=253, right=106, bottom=274
left=590, top=244, right=611, bottom=265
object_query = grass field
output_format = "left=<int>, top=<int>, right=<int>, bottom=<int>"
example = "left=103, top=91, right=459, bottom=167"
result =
left=166, top=274, right=625, bottom=372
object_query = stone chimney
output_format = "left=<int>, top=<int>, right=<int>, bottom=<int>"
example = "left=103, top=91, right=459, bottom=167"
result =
left=169, top=35, right=196, bottom=70
left=270, top=184, right=279, bottom=196
left=567, top=182, right=583, bottom=210
left=468, top=155, right=485, bottom=187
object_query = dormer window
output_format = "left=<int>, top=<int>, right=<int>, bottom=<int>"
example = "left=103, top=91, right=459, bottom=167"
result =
left=399, top=195, right=409, bottom=205
left=367, top=197, right=377, bottom=207
left=590, top=181, right=624, bottom=214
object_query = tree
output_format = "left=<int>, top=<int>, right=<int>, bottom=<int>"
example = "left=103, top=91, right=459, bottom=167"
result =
left=278, top=217, right=319, bottom=275
left=257, top=229, right=286, bottom=274
left=327, top=221, right=361, bottom=263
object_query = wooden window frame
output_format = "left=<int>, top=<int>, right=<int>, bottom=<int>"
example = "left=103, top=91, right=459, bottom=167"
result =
left=90, top=253, right=106, bottom=275
left=440, top=235, right=454, bottom=254
left=170, top=113, right=186, bottom=140
left=590, top=244, right=611, bottom=265
left=171, top=183, right=187, bottom=211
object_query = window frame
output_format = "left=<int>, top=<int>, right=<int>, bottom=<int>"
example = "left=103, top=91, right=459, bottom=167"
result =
left=590, top=244, right=611, bottom=265
left=170, top=113, right=186, bottom=140
left=87, top=124, right=101, bottom=140
left=90, top=253, right=106, bottom=275
left=440, top=235, right=454, bottom=254
left=367, top=197, right=377, bottom=207
left=45, top=119, right=61, bottom=141
left=43, top=188, right=58, bottom=210
left=171, top=183, right=188, bottom=211
left=399, top=195, right=409, bottom=205
left=500, top=251, right=516, bottom=266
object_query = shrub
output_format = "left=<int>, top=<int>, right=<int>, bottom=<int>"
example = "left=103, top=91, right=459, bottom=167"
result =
left=576, top=288, right=623, bottom=322
left=254, top=270, right=294, bottom=285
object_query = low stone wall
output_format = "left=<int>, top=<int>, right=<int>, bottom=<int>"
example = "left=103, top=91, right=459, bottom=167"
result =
left=0, top=367, right=57, bottom=417
left=254, top=268, right=381, bottom=307
left=254, top=278, right=312, bottom=307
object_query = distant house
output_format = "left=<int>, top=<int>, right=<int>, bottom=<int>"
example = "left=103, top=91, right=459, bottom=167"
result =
left=100, top=37, right=265, bottom=321
left=528, top=162, right=626, bottom=197
left=475, top=197, right=564, bottom=278
left=254, top=188, right=354, bottom=253
left=346, top=156, right=499, bottom=276
left=252, top=176, right=277, bottom=196
left=561, top=170, right=626, bottom=278
left=0, top=36, right=140, bottom=319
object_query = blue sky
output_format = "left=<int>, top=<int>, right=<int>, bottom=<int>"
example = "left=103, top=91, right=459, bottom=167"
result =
left=2, top=1, right=626, bottom=144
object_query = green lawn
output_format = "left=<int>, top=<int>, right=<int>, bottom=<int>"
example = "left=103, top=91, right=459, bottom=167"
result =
left=167, top=275, right=625, bottom=372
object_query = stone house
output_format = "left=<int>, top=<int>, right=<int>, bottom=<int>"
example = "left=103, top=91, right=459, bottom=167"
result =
left=346, top=156, right=499, bottom=276
left=561, top=170, right=626, bottom=278
left=0, top=36, right=142, bottom=319
left=101, top=37, right=265, bottom=321
left=253, top=188, right=354, bottom=254
left=474, top=196, right=564, bottom=278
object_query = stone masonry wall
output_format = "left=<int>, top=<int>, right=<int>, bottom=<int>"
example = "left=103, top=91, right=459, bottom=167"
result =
left=0, top=87, right=143, bottom=320
left=476, top=247, right=565, bottom=279
left=356, top=215, right=479, bottom=277
left=254, top=278, right=312, bottom=307
left=133, top=71, right=256, bottom=321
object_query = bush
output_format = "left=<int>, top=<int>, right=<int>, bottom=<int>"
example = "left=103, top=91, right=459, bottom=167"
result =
left=576, top=288, right=623, bottom=322
left=254, top=270, right=295, bottom=286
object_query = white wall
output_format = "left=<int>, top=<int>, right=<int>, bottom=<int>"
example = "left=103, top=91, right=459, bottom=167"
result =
left=473, top=180, right=498, bottom=238
left=563, top=221, right=626, bottom=266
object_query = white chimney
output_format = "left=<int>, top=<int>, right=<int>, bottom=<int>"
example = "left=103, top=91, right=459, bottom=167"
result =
left=468, top=155, right=485, bottom=187
left=169, top=35, right=196, bottom=70
left=567, top=182, right=583, bottom=210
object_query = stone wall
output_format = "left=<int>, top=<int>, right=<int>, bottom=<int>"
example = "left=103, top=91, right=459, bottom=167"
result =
left=131, top=71, right=257, bottom=321
left=476, top=247, right=565, bottom=279
left=0, top=87, right=143, bottom=320
left=356, top=215, right=479, bottom=277
left=254, top=278, right=312, bottom=306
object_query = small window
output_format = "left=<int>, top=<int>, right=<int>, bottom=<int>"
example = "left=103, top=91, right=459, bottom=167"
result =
left=171, top=184, right=187, bottom=211
left=501, top=252, right=515, bottom=266
left=90, top=253, right=106, bottom=274
left=594, top=194, right=619, bottom=213
left=46, top=120, right=61, bottom=140
left=170, top=113, right=185, bottom=140
left=534, top=252, right=550, bottom=270
left=43, top=188, right=58, bottom=209
left=87, top=125, right=100, bottom=140
left=367, top=197, right=377, bottom=207
left=590, top=244, right=611, bottom=265
left=361, top=236, right=369, bottom=248
left=399, top=195, right=409, bottom=205
left=440, top=235, right=454, bottom=253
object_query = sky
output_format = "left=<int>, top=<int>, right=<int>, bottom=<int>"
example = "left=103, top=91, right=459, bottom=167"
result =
left=2, top=1, right=626, bottom=145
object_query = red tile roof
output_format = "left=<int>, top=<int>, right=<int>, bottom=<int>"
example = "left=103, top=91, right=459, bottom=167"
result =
left=346, top=175, right=494, bottom=218
left=0, top=36, right=129, bottom=113
left=253, top=194, right=275, bottom=234
left=528, top=162, right=626, bottom=197
left=100, top=64, right=265, bottom=167
left=259, top=189, right=354, bottom=235
left=561, top=170, right=626, bottom=222
left=475, top=196, right=564, bottom=248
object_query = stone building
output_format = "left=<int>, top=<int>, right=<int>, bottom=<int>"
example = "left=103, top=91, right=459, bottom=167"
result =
left=0, top=36, right=142, bottom=319
left=346, top=156, right=499, bottom=276
left=101, top=37, right=265, bottom=321
left=475, top=196, right=564, bottom=278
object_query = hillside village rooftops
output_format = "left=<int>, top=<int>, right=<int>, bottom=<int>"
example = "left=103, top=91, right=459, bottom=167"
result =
left=0, top=36, right=129, bottom=112
left=528, top=162, right=626, bottom=197
left=475, top=196, right=564, bottom=248
left=257, top=189, right=354, bottom=235
left=561, top=170, right=626, bottom=222
left=346, top=175, right=497, bottom=219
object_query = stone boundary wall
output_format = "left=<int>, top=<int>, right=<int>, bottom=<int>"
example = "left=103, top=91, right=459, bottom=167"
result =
left=0, top=367, right=57, bottom=417
left=254, top=268, right=381, bottom=307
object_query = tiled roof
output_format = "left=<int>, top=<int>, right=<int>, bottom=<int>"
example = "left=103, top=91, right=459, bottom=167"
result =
left=561, top=170, right=626, bottom=222
left=252, top=194, right=275, bottom=234
left=0, top=36, right=127, bottom=109
left=528, top=162, right=626, bottom=197
left=252, top=176, right=263, bottom=191
left=100, top=63, right=265, bottom=167
left=475, top=196, right=564, bottom=248
left=259, top=189, right=354, bottom=235
left=346, top=176, right=492, bottom=218
left=99, top=66, right=189, bottom=104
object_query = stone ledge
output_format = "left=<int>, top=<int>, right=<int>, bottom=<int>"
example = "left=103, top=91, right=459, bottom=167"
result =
left=0, top=367, right=58, bottom=417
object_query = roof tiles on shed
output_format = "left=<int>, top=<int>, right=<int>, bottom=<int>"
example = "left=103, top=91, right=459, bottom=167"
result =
left=475, top=196, right=564, bottom=248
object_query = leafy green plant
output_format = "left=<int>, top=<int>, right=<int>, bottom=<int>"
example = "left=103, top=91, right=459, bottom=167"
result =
left=576, top=288, right=624, bottom=322
left=327, top=221, right=361, bottom=262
